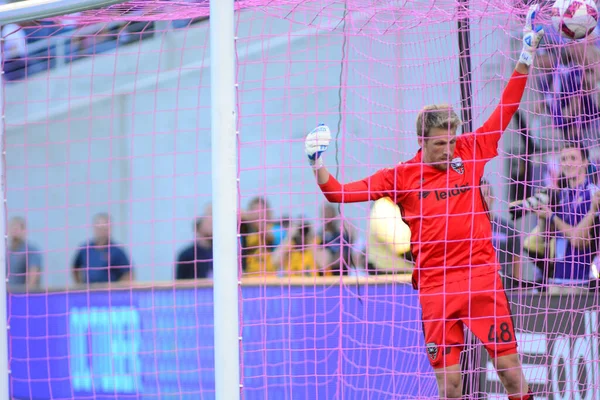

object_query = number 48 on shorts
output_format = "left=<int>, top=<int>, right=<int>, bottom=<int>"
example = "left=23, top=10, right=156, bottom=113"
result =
left=488, top=322, right=514, bottom=343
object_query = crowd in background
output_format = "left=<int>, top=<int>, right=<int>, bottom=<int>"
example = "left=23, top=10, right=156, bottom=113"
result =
left=6, top=196, right=418, bottom=288
left=2, top=190, right=520, bottom=290
left=6, top=13, right=600, bottom=294
left=0, top=5, right=205, bottom=82
left=1, top=19, right=157, bottom=81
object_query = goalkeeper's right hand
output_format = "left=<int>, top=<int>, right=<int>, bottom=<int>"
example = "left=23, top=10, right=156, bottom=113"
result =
left=305, top=124, right=331, bottom=168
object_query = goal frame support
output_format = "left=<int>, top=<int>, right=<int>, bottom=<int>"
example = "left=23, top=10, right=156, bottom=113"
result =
left=209, top=0, right=242, bottom=400
left=456, top=0, right=482, bottom=397
left=0, top=0, right=242, bottom=399
left=0, top=56, right=8, bottom=400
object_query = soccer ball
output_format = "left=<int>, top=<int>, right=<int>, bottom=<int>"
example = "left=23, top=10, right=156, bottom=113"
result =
left=551, top=0, right=599, bottom=40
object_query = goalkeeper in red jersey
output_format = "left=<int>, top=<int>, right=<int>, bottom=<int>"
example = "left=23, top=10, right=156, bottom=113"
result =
left=305, top=6, right=544, bottom=400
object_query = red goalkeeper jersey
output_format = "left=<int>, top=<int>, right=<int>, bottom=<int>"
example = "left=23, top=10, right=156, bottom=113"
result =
left=319, top=71, right=528, bottom=289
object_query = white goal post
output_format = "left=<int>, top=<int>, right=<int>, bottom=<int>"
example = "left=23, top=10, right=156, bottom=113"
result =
left=0, top=1, right=241, bottom=400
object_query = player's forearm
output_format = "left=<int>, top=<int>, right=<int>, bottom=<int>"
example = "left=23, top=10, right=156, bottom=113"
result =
left=515, top=62, right=529, bottom=75
left=552, top=212, right=595, bottom=249
left=573, top=210, right=598, bottom=248
left=315, top=165, right=330, bottom=185
left=551, top=215, right=575, bottom=241
left=317, top=172, right=372, bottom=203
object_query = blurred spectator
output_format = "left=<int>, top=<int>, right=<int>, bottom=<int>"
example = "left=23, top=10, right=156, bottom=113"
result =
left=274, top=218, right=330, bottom=276
left=367, top=198, right=414, bottom=274
left=319, top=204, right=355, bottom=275
left=528, top=144, right=600, bottom=294
left=480, top=179, right=523, bottom=289
left=2, top=23, right=27, bottom=81
left=7, top=217, right=42, bottom=289
left=240, top=196, right=276, bottom=275
left=0, top=10, right=216, bottom=81
left=72, top=213, right=133, bottom=284
left=175, top=204, right=213, bottom=280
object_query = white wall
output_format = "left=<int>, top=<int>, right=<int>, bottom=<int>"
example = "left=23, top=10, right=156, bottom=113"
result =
left=4, top=3, right=524, bottom=287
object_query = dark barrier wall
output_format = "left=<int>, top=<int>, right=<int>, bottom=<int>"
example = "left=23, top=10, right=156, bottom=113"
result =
left=480, top=293, right=600, bottom=400
left=8, top=280, right=438, bottom=399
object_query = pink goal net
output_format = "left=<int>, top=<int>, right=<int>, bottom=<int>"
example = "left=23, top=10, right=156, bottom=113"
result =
left=3, top=0, right=600, bottom=399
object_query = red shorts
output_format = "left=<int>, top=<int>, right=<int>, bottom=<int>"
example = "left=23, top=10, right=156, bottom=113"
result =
left=419, top=273, right=517, bottom=369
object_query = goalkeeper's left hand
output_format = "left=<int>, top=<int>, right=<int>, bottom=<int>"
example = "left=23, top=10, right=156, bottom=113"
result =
left=519, top=4, right=544, bottom=66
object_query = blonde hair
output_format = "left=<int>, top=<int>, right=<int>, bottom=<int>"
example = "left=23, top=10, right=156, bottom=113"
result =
left=416, top=104, right=462, bottom=138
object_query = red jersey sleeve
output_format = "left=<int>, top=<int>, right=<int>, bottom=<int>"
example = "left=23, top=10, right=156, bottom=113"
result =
left=318, top=167, right=399, bottom=203
left=462, top=70, right=528, bottom=160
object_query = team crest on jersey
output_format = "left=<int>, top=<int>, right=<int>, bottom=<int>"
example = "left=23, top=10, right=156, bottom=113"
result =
left=450, top=157, right=464, bottom=175
left=426, top=342, right=439, bottom=361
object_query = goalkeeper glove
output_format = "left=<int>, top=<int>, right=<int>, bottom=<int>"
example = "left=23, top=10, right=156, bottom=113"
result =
left=519, top=4, right=544, bottom=66
left=305, top=124, right=331, bottom=169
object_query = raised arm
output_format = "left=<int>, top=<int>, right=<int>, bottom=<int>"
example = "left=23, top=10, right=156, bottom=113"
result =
left=305, top=125, right=398, bottom=203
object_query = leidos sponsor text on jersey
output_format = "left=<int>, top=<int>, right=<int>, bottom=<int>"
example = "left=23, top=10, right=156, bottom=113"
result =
left=418, top=183, right=472, bottom=201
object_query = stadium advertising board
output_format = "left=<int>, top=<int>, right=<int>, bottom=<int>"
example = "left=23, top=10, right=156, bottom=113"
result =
left=9, top=282, right=437, bottom=399
left=15, top=283, right=593, bottom=399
